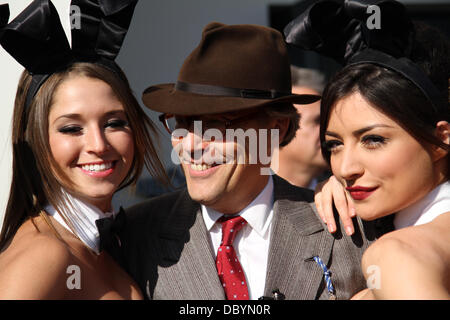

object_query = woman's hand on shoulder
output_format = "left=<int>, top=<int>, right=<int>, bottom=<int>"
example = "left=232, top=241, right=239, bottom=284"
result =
left=314, top=175, right=356, bottom=235
left=0, top=234, right=73, bottom=299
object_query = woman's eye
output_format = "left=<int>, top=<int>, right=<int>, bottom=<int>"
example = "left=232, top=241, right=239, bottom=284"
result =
left=58, top=125, right=82, bottom=134
left=105, top=119, right=128, bottom=129
left=361, top=135, right=387, bottom=149
left=324, top=140, right=342, bottom=152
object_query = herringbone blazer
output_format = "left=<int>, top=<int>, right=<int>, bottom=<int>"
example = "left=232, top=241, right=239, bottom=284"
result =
left=104, top=175, right=391, bottom=300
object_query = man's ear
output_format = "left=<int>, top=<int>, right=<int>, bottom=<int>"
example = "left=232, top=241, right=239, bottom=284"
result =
left=431, top=121, right=450, bottom=161
left=274, top=117, right=290, bottom=146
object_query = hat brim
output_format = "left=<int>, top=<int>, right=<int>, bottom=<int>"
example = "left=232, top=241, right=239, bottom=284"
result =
left=142, top=83, right=321, bottom=115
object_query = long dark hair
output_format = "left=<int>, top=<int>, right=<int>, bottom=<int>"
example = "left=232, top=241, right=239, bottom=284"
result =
left=320, top=23, right=450, bottom=171
left=0, top=63, right=167, bottom=251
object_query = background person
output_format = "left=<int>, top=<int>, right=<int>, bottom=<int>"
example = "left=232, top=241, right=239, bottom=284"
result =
left=271, top=66, right=330, bottom=189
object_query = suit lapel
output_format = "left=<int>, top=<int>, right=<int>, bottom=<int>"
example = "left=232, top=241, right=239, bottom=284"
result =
left=264, top=176, right=335, bottom=300
left=153, top=178, right=337, bottom=299
left=156, top=190, right=225, bottom=299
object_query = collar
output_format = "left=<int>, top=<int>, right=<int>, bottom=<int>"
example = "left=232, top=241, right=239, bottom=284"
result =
left=45, top=191, right=115, bottom=255
left=394, top=180, right=450, bottom=229
left=202, top=175, right=274, bottom=238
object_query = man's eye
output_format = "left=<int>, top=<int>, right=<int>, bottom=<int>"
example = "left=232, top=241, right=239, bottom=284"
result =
left=203, top=119, right=224, bottom=128
left=175, top=116, right=191, bottom=128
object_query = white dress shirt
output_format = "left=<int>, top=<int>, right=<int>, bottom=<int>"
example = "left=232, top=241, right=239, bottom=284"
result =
left=394, top=180, right=450, bottom=229
left=201, top=175, right=274, bottom=300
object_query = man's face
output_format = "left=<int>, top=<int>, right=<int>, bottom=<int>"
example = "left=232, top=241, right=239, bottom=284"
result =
left=281, top=86, right=328, bottom=172
left=170, top=110, right=284, bottom=214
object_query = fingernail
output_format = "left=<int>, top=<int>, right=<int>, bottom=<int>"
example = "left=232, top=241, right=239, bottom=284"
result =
left=328, top=224, right=335, bottom=233
left=346, top=226, right=354, bottom=235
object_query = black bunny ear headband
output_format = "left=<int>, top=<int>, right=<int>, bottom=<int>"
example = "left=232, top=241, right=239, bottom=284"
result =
left=284, top=0, right=448, bottom=118
left=0, top=0, right=138, bottom=111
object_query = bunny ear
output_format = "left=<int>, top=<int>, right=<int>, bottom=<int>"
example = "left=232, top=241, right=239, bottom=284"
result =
left=285, top=0, right=446, bottom=122
left=0, top=0, right=71, bottom=74
left=284, top=0, right=413, bottom=64
left=70, top=0, right=138, bottom=62
left=284, top=0, right=361, bottom=65
left=0, top=0, right=138, bottom=73
left=0, top=4, right=9, bottom=27
left=345, top=0, right=414, bottom=60
left=0, top=0, right=139, bottom=114
left=97, top=0, right=138, bottom=16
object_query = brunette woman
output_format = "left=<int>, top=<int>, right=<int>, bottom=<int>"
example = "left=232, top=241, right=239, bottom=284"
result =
left=285, top=0, right=450, bottom=299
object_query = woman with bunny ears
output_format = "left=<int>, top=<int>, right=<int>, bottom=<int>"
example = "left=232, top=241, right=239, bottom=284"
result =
left=285, top=0, right=450, bottom=299
left=0, top=0, right=165, bottom=299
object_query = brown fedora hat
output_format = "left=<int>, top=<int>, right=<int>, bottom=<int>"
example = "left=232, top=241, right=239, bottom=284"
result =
left=142, top=22, right=320, bottom=115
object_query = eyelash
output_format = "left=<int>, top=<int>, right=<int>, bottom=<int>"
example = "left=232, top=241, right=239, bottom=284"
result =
left=361, top=135, right=387, bottom=148
left=323, top=140, right=341, bottom=153
left=106, top=119, right=129, bottom=129
left=57, top=119, right=129, bottom=135
left=58, top=125, right=82, bottom=134
left=324, top=135, right=387, bottom=152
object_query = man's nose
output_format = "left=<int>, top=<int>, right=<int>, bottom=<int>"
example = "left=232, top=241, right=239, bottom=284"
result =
left=176, top=129, right=211, bottom=162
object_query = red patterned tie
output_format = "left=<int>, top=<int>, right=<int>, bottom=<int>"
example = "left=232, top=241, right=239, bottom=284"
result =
left=216, top=215, right=249, bottom=300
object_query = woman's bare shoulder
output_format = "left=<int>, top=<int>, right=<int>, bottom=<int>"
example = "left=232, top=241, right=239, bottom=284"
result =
left=0, top=218, right=75, bottom=299
left=370, top=212, right=450, bottom=260
left=361, top=212, right=450, bottom=299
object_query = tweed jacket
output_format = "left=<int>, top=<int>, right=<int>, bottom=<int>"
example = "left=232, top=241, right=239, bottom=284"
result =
left=101, top=175, right=391, bottom=300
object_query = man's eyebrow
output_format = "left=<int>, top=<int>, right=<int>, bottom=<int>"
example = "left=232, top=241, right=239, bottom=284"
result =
left=325, top=124, right=395, bottom=139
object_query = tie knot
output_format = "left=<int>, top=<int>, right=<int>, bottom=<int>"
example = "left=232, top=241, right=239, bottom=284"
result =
left=219, top=215, right=247, bottom=246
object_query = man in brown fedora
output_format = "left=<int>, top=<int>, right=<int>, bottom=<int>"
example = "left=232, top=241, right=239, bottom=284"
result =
left=98, top=22, right=388, bottom=300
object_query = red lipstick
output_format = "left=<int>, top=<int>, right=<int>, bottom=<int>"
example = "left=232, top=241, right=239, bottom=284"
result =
left=345, top=186, right=378, bottom=201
